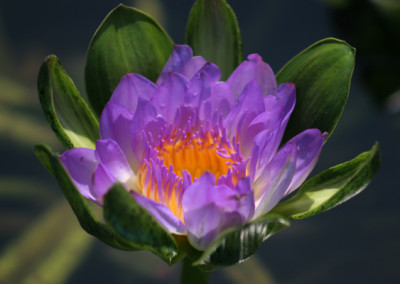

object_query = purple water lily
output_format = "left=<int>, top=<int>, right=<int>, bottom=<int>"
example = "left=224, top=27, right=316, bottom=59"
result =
left=61, top=45, right=326, bottom=250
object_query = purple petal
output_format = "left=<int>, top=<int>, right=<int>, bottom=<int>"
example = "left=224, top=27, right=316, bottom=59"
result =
left=157, top=45, right=206, bottom=84
left=151, top=72, right=189, bottom=122
left=100, top=102, right=138, bottom=171
left=110, top=73, right=157, bottom=112
left=274, top=83, right=296, bottom=142
left=186, top=62, right=221, bottom=108
left=92, top=163, right=116, bottom=203
left=199, top=82, right=234, bottom=120
left=130, top=97, right=158, bottom=164
left=224, top=80, right=265, bottom=142
left=95, top=139, right=136, bottom=190
left=227, top=54, right=277, bottom=100
left=253, top=143, right=297, bottom=217
left=182, top=173, right=252, bottom=250
left=60, top=148, right=99, bottom=201
left=284, top=129, right=326, bottom=195
left=184, top=203, right=242, bottom=250
left=132, top=192, right=186, bottom=235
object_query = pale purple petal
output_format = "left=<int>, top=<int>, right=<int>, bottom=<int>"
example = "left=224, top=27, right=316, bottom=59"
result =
left=199, top=82, right=234, bottom=120
left=185, top=203, right=242, bottom=250
left=130, top=97, right=158, bottom=164
left=275, top=83, right=296, bottom=142
left=132, top=191, right=186, bottom=235
left=157, top=45, right=206, bottom=84
left=227, top=54, right=277, bottom=100
left=110, top=73, right=157, bottom=112
left=151, top=72, right=189, bottom=122
left=284, top=129, right=326, bottom=195
left=60, top=148, right=99, bottom=201
left=182, top=173, right=252, bottom=250
left=224, top=80, right=265, bottom=142
left=185, top=62, right=221, bottom=107
left=92, top=163, right=116, bottom=203
left=253, top=143, right=297, bottom=218
left=95, top=139, right=136, bottom=190
left=100, top=102, right=138, bottom=171
left=234, top=178, right=255, bottom=220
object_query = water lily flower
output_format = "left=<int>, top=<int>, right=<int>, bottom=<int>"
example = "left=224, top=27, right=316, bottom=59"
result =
left=60, top=45, right=326, bottom=250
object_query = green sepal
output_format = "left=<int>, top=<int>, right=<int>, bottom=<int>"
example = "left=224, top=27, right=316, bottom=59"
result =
left=185, top=0, right=242, bottom=79
left=34, top=143, right=140, bottom=251
left=85, top=4, right=174, bottom=116
left=276, top=38, right=355, bottom=143
left=103, top=184, right=179, bottom=263
left=191, top=214, right=290, bottom=271
left=271, top=143, right=380, bottom=219
left=37, top=55, right=100, bottom=149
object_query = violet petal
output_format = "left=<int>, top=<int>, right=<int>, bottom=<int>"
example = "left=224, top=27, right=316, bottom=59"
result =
left=157, top=45, right=206, bottom=84
left=110, top=73, right=157, bottom=113
left=132, top=191, right=186, bottom=235
left=285, top=129, right=326, bottom=195
left=99, top=102, right=138, bottom=171
left=60, top=148, right=98, bottom=201
left=253, top=143, right=297, bottom=218
left=95, top=139, right=137, bottom=191
left=227, top=53, right=277, bottom=100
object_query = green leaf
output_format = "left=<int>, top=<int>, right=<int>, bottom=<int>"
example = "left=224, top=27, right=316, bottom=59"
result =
left=37, top=55, right=100, bottom=149
left=192, top=214, right=290, bottom=271
left=185, top=0, right=242, bottom=80
left=103, top=184, right=179, bottom=263
left=276, top=38, right=355, bottom=143
left=85, top=4, right=174, bottom=116
left=34, top=143, right=139, bottom=251
left=271, top=143, right=380, bottom=219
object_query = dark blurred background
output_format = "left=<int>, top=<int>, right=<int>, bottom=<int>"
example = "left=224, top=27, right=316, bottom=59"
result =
left=0, top=0, right=399, bottom=283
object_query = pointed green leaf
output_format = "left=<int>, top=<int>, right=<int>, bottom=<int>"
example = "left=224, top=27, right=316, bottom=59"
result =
left=185, top=0, right=242, bottom=79
left=103, top=185, right=179, bottom=264
left=276, top=38, right=355, bottom=143
left=37, top=55, right=99, bottom=149
left=34, top=143, right=139, bottom=251
left=85, top=4, right=174, bottom=116
left=271, top=143, right=380, bottom=219
left=192, top=214, right=289, bottom=271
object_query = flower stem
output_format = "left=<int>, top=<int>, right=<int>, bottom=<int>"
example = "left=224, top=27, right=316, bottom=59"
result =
left=180, top=257, right=210, bottom=284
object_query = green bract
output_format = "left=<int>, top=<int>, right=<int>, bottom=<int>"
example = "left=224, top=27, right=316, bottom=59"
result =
left=276, top=38, right=355, bottom=143
left=85, top=4, right=174, bottom=116
left=35, top=2, right=380, bottom=273
left=186, top=0, right=242, bottom=80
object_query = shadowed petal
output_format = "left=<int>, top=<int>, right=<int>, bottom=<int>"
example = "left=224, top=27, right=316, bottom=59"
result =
left=157, top=45, right=206, bottom=84
left=60, top=148, right=98, bottom=201
left=182, top=173, right=253, bottom=250
left=130, top=97, right=158, bottom=164
left=275, top=83, right=296, bottom=141
left=92, top=163, right=116, bottom=203
left=227, top=54, right=277, bottom=100
left=132, top=192, right=186, bottom=235
left=110, top=73, right=157, bottom=112
left=100, top=102, right=138, bottom=171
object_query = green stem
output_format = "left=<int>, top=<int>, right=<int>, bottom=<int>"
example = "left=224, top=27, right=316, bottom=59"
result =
left=180, top=257, right=210, bottom=284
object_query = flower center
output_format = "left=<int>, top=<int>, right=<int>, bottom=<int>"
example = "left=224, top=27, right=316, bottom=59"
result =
left=157, top=130, right=236, bottom=181
left=136, top=114, right=247, bottom=223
